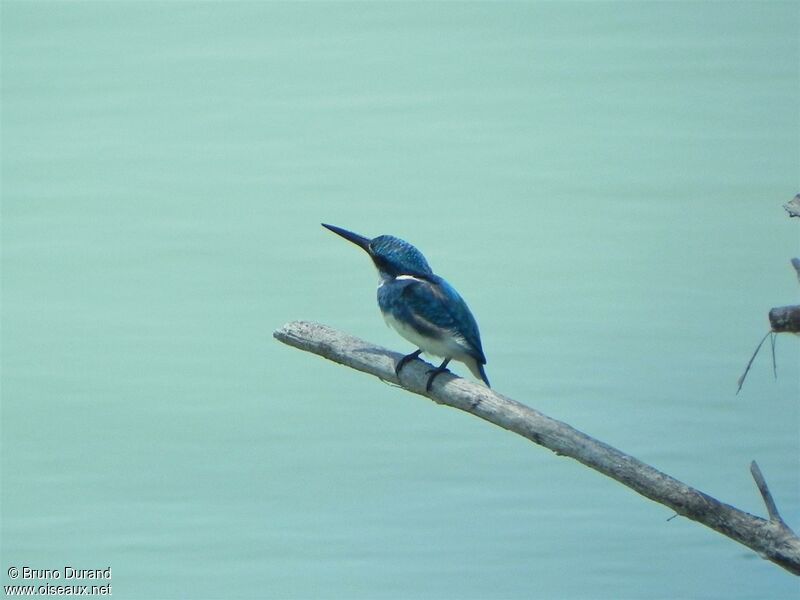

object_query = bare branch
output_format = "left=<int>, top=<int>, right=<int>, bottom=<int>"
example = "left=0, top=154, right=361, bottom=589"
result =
left=791, top=258, right=800, bottom=281
left=736, top=330, right=773, bottom=394
left=750, top=461, right=793, bottom=530
left=274, top=320, right=800, bottom=576
left=737, top=259, right=800, bottom=391
left=784, top=194, right=800, bottom=218
left=770, top=305, right=800, bottom=334
left=791, top=258, right=800, bottom=283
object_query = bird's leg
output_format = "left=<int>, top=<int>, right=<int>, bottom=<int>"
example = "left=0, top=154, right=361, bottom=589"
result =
left=395, top=349, right=423, bottom=378
left=425, top=358, right=452, bottom=392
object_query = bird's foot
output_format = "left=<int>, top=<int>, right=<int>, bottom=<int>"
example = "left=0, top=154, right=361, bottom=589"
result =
left=395, top=349, right=423, bottom=378
left=425, top=359, right=452, bottom=392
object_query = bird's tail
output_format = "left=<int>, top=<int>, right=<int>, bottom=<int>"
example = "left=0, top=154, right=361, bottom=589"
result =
left=478, top=363, right=491, bottom=388
left=466, top=357, right=491, bottom=388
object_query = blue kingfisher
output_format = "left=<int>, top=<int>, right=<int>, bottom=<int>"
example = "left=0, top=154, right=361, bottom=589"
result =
left=322, top=223, right=490, bottom=391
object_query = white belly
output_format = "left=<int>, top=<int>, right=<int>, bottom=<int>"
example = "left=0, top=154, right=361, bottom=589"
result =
left=382, top=311, right=471, bottom=361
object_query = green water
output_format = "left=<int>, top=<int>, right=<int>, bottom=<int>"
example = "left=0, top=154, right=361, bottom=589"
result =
left=2, top=2, right=798, bottom=598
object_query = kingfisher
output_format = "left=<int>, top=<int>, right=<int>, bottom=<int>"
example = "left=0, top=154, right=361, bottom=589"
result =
left=322, top=223, right=490, bottom=391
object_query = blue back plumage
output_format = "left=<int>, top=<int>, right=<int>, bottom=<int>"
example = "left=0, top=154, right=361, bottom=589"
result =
left=433, top=277, right=486, bottom=362
left=369, top=235, right=433, bottom=278
left=370, top=235, right=485, bottom=363
left=378, top=273, right=486, bottom=365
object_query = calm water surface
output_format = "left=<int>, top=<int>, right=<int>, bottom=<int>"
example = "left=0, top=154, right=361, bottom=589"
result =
left=2, top=2, right=799, bottom=599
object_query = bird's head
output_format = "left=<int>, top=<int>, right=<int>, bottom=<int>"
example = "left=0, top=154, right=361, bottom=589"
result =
left=322, top=223, right=433, bottom=279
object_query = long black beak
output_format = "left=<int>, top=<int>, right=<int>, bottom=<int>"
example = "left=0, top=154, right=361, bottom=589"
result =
left=321, top=223, right=371, bottom=253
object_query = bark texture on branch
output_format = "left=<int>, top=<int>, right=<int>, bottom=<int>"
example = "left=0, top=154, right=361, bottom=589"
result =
left=769, top=305, right=800, bottom=334
left=768, top=259, right=800, bottom=334
left=784, top=194, right=800, bottom=218
left=274, top=320, right=800, bottom=576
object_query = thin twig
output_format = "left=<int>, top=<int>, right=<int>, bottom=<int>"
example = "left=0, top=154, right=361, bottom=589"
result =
left=770, top=333, right=777, bottom=380
left=736, top=330, right=773, bottom=394
left=750, top=461, right=793, bottom=533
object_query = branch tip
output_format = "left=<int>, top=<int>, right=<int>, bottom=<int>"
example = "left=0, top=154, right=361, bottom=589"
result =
left=750, top=461, right=790, bottom=530
left=784, top=194, right=800, bottom=218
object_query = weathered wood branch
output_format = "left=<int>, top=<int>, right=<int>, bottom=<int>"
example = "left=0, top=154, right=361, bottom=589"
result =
left=769, top=258, right=800, bottom=334
left=768, top=258, right=800, bottom=334
left=738, top=258, right=800, bottom=392
left=784, top=194, right=800, bottom=218
left=751, top=461, right=790, bottom=529
left=769, top=305, right=800, bottom=333
left=274, top=320, right=800, bottom=575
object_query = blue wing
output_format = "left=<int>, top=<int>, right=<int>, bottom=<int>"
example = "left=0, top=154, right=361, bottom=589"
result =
left=381, top=275, right=486, bottom=365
